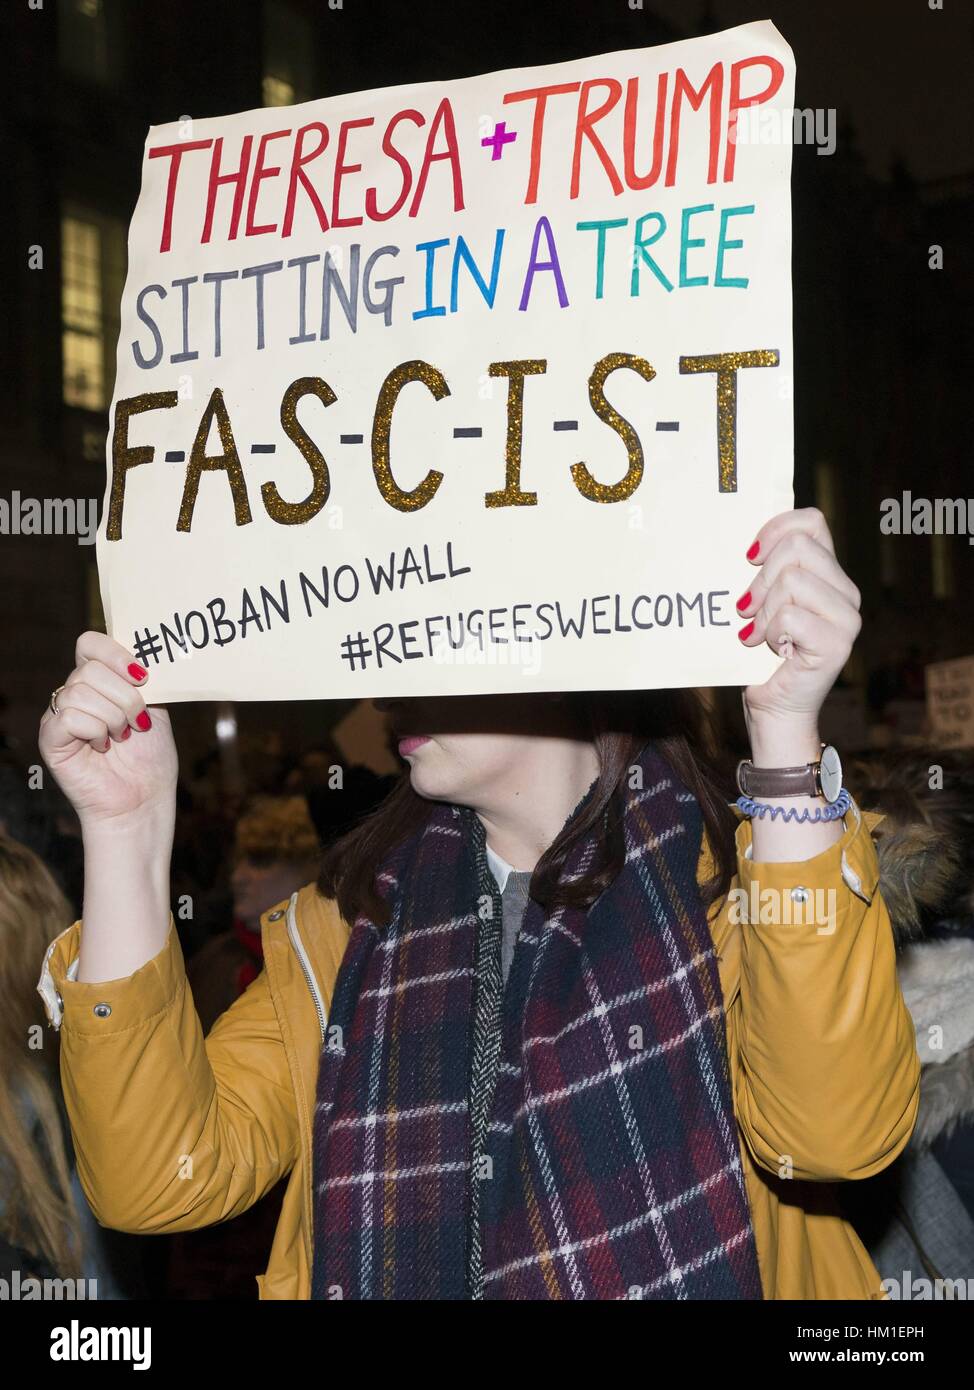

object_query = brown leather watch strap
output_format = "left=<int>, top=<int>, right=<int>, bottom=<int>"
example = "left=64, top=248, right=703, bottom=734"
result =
left=736, top=759, right=821, bottom=799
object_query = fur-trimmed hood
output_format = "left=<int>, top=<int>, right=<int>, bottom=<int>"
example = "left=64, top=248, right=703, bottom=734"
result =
left=896, top=937, right=974, bottom=1147
left=874, top=816, right=974, bottom=1148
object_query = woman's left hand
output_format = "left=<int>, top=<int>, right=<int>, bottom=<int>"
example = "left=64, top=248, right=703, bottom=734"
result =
left=737, top=507, right=862, bottom=742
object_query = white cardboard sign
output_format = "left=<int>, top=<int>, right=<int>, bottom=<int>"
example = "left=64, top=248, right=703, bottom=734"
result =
left=926, top=656, right=974, bottom=749
left=97, top=19, right=795, bottom=701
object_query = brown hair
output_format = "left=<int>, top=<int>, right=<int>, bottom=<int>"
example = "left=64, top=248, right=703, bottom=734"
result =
left=318, top=689, right=737, bottom=928
left=0, top=835, right=83, bottom=1276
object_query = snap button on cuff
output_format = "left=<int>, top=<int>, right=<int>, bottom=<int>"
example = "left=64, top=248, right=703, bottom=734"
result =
left=790, top=887, right=810, bottom=905
left=93, top=1002, right=112, bottom=1018
left=267, top=909, right=284, bottom=922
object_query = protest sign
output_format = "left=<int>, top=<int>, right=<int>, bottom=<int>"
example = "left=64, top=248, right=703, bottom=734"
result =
left=97, top=19, right=796, bottom=701
left=926, top=655, right=974, bottom=749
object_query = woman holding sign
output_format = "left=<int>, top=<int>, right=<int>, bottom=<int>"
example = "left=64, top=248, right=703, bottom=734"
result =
left=36, top=506, right=919, bottom=1300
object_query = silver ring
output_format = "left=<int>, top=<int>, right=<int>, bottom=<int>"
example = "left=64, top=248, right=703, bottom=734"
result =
left=49, top=685, right=66, bottom=716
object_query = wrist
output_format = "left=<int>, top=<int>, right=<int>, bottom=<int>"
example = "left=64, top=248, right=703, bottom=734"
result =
left=746, top=718, right=822, bottom=769
left=82, top=811, right=173, bottom=882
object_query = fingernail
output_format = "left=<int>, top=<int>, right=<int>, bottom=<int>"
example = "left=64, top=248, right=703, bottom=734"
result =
left=136, top=711, right=152, bottom=731
left=128, top=663, right=147, bottom=681
left=736, top=590, right=752, bottom=611
left=746, top=540, right=760, bottom=561
left=120, top=725, right=132, bottom=740
left=103, top=737, right=111, bottom=751
left=738, top=621, right=755, bottom=642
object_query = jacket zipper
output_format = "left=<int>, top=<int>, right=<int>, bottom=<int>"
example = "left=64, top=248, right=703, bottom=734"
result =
left=281, top=890, right=327, bottom=1290
left=285, top=891, right=327, bottom=1044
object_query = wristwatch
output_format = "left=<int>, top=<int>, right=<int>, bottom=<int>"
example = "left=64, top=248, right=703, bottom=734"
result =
left=736, top=744, right=843, bottom=805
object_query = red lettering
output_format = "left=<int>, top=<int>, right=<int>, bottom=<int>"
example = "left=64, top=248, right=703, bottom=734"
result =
left=246, top=128, right=292, bottom=235
left=665, top=63, right=723, bottom=187
left=571, top=78, right=623, bottom=199
left=623, top=72, right=668, bottom=190
left=147, top=140, right=213, bottom=253
left=409, top=98, right=464, bottom=217
left=282, top=122, right=331, bottom=237
left=366, top=109, right=424, bottom=221
left=202, top=135, right=254, bottom=244
left=503, top=81, right=579, bottom=205
left=724, top=54, right=785, bottom=181
left=331, top=117, right=375, bottom=229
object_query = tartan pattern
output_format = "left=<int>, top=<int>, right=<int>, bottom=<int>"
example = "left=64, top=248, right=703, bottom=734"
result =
left=310, top=741, right=763, bottom=1300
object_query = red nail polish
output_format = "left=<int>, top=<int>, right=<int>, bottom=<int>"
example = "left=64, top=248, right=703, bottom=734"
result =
left=136, top=711, right=152, bottom=731
left=736, top=590, right=752, bottom=611
left=738, top=621, right=755, bottom=642
left=746, top=540, right=760, bottom=561
left=121, top=725, right=132, bottom=740
left=128, top=663, right=147, bottom=681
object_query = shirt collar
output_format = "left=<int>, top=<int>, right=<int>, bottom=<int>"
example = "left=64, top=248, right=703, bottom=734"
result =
left=485, top=842, right=514, bottom=893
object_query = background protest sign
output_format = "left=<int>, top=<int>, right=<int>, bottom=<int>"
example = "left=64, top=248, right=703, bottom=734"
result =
left=97, top=19, right=795, bottom=702
left=926, top=655, right=974, bottom=749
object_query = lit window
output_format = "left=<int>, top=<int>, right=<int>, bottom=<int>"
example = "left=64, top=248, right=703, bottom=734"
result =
left=262, top=1, right=316, bottom=108
left=58, top=0, right=116, bottom=84
left=932, top=531, right=954, bottom=600
left=263, top=75, right=296, bottom=108
left=61, top=208, right=126, bottom=412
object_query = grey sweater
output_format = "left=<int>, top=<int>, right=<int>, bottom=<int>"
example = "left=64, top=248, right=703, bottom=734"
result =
left=486, top=845, right=533, bottom=985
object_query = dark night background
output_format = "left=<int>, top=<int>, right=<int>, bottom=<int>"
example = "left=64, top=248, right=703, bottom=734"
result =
left=1, top=0, right=972, bottom=764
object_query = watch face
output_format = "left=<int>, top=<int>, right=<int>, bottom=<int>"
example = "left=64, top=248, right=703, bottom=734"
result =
left=819, top=745, right=842, bottom=803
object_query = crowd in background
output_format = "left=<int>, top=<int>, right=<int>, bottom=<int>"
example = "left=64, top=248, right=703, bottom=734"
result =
left=1, top=706, right=972, bottom=1299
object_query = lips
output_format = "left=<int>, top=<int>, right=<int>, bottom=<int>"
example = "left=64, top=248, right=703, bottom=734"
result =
left=397, top=735, right=430, bottom=756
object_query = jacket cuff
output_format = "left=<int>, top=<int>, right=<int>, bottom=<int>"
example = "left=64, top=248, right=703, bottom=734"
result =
left=37, top=914, right=183, bottom=1035
left=733, top=795, right=882, bottom=907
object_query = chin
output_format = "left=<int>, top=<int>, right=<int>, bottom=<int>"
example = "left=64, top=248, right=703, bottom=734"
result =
left=406, top=750, right=462, bottom=804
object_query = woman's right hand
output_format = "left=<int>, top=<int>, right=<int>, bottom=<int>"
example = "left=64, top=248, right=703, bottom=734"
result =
left=38, top=631, right=178, bottom=833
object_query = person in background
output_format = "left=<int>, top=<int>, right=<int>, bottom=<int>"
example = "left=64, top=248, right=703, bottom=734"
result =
left=284, top=740, right=397, bottom=854
left=1, top=835, right=127, bottom=1295
left=841, top=750, right=974, bottom=1296
left=0, top=752, right=83, bottom=918
left=162, top=794, right=321, bottom=1299
left=187, top=794, right=321, bottom=1035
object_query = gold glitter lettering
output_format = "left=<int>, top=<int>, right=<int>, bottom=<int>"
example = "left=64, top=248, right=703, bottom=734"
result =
left=107, top=392, right=178, bottom=541
left=371, top=360, right=450, bottom=512
left=178, top=388, right=253, bottom=532
left=262, top=376, right=336, bottom=525
left=679, top=349, right=779, bottom=492
left=572, top=352, right=654, bottom=503
left=485, top=359, right=546, bottom=507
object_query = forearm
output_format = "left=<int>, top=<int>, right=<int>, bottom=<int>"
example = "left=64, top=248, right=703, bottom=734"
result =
left=733, top=813, right=921, bottom=1180
left=51, top=922, right=297, bottom=1232
left=79, top=812, right=174, bottom=982
left=746, top=716, right=843, bottom=864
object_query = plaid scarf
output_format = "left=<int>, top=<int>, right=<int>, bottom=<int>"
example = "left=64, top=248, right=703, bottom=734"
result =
left=311, top=741, right=762, bottom=1300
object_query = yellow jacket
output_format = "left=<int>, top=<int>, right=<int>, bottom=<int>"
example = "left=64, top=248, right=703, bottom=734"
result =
left=38, top=801, right=920, bottom=1300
